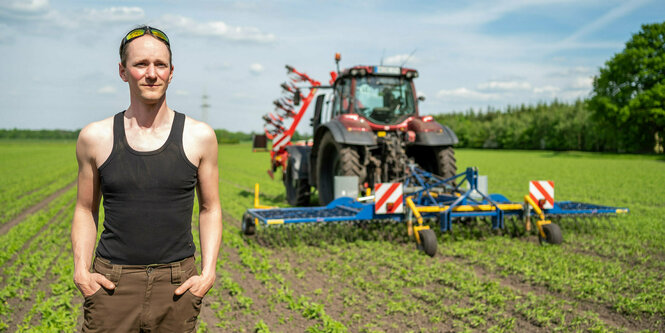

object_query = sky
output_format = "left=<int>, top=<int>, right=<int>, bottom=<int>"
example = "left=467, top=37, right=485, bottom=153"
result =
left=0, top=0, right=663, bottom=133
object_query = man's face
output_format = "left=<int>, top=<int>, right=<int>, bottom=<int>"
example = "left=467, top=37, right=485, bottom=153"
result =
left=119, top=35, right=173, bottom=105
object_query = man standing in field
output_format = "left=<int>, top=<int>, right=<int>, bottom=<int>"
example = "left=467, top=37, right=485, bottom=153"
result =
left=71, top=26, right=222, bottom=332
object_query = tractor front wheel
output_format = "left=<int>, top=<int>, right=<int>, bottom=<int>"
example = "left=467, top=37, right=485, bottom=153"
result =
left=316, top=132, right=365, bottom=205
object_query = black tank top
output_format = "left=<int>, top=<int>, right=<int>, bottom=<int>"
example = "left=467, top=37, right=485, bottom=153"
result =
left=96, top=111, right=198, bottom=265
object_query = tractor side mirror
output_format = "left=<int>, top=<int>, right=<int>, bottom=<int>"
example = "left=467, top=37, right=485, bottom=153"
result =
left=294, top=88, right=301, bottom=106
left=418, top=95, right=426, bottom=102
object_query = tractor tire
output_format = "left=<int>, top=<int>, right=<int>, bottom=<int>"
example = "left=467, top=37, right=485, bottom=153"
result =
left=410, top=145, right=457, bottom=181
left=316, top=132, right=365, bottom=205
left=418, top=229, right=437, bottom=257
left=242, top=212, right=256, bottom=236
left=539, top=223, right=563, bottom=245
left=284, top=158, right=311, bottom=206
left=434, top=146, right=457, bottom=180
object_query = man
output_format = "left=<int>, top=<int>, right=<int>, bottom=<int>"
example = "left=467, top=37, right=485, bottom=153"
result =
left=71, top=26, right=222, bottom=332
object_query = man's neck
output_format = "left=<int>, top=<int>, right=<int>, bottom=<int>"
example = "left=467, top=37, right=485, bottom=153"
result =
left=125, top=97, right=171, bottom=129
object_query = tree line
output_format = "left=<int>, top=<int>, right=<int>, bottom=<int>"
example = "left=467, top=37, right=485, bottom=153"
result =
left=0, top=128, right=309, bottom=145
left=434, top=99, right=646, bottom=152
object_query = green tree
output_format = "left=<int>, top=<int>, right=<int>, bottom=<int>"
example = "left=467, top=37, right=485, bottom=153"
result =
left=589, top=22, right=665, bottom=153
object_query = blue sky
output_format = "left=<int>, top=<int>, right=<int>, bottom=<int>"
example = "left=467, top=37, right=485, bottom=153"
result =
left=0, top=0, right=663, bottom=133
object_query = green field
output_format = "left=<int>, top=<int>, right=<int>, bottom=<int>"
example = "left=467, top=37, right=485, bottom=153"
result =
left=0, top=140, right=663, bottom=332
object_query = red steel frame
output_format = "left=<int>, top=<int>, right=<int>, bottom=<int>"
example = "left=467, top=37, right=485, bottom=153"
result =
left=266, top=66, right=321, bottom=178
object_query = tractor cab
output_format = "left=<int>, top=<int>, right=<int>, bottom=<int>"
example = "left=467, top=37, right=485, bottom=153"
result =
left=328, top=66, right=420, bottom=128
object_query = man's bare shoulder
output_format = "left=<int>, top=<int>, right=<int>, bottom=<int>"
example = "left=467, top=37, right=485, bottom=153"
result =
left=183, top=116, right=217, bottom=145
left=77, top=117, right=115, bottom=164
left=78, top=117, right=114, bottom=146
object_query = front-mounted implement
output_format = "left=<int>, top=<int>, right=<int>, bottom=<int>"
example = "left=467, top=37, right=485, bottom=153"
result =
left=242, top=166, right=629, bottom=257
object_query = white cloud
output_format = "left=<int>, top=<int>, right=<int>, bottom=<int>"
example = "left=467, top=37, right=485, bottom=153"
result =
left=548, top=66, right=592, bottom=77
left=82, top=7, right=144, bottom=23
left=570, top=76, right=593, bottom=89
left=249, top=63, right=264, bottom=75
left=174, top=90, right=189, bottom=96
left=159, top=14, right=275, bottom=43
left=383, top=54, right=418, bottom=66
left=0, top=0, right=49, bottom=14
left=436, top=87, right=499, bottom=101
left=477, top=80, right=532, bottom=91
left=96, top=85, right=117, bottom=94
left=533, top=85, right=560, bottom=94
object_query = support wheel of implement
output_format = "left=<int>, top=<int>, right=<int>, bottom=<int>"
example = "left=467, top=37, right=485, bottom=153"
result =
left=539, top=223, right=562, bottom=245
left=284, top=157, right=311, bottom=206
left=418, top=229, right=437, bottom=257
left=242, top=212, right=256, bottom=236
left=316, top=132, right=365, bottom=205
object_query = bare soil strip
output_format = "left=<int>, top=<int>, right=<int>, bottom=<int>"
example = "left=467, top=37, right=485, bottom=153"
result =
left=203, top=247, right=317, bottom=329
left=14, top=177, right=62, bottom=201
left=6, top=249, right=66, bottom=331
left=269, top=245, right=457, bottom=332
left=1, top=237, right=66, bottom=330
left=0, top=180, right=75, bottom=236
left=468, top=259, right=657, bottom=332
left=0, top=207, right=68, bottom=282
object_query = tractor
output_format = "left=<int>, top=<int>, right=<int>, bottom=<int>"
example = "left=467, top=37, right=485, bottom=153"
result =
left=261, top=54, right=458, bottom=206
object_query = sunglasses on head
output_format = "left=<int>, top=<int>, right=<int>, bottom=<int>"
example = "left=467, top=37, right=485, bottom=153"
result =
left=121, top=26, right=170, bottom=48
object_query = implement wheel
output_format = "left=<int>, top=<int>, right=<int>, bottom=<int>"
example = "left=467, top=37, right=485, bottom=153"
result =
left=242, top=212, right=256, bottom=236
left=539, top=223, right=562, bottom=245
left=418, top=229, right=437, bottom=257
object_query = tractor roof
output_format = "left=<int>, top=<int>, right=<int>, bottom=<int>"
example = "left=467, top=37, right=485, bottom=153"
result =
left=340, top=65, right=418, bottom=77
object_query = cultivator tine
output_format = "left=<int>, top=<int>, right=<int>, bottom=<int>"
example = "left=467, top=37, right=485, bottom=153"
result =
left=280, top=82, right=296, bottom=93
left=269, top=112, right=284, bottom=123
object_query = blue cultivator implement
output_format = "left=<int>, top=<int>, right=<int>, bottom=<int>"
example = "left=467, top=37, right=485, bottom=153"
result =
left=242, top=166, right=628, bottom=257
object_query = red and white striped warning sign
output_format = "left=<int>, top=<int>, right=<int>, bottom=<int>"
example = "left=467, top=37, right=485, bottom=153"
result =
left=529, top=180, right=554, bottom=209
left=374, top=183, right=403, bottom=214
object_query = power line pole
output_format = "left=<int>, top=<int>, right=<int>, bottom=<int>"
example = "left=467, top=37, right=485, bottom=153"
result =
left=201, top=93, right=210, bottom=123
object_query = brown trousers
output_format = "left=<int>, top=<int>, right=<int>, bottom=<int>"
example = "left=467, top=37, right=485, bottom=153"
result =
left=82, top=256, right=202, bottom=332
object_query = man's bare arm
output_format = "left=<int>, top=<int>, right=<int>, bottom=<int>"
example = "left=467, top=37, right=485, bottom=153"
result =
left=175, top=123, right=222, bottom=297
left=71, top=125, right=115, bottom=296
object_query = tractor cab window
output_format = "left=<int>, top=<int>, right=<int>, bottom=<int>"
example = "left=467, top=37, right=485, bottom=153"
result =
left=354, top=76, right=415, bottom=125
left=331, top=80, right=350, bottom=117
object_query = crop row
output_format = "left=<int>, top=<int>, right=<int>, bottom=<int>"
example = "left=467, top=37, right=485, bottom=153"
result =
left=0, top=188, right=77, bottom=331
left=0, top=141, right=77, bottom=224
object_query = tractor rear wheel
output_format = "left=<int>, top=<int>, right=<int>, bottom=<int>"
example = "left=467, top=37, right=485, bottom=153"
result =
left=434, top=146, right=457, bottom=180
left=284, top=158, right=311, bottom=206
left=316, top=132, right=365, bottom=205
left=410, top=145, right=456, bottom=181
left=242, top=212, right=256, bottom=235
left=418, top=229, right=437, bottom=257
left=539, top=223, right=563, bottom=245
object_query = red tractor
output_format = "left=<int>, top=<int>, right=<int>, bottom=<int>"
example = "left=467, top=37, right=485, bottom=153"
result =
left=261, top=55, right=458, bottom=206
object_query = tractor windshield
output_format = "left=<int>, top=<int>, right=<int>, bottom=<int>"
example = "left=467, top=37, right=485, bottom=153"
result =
left=354, top=76, right=415, bottom=125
